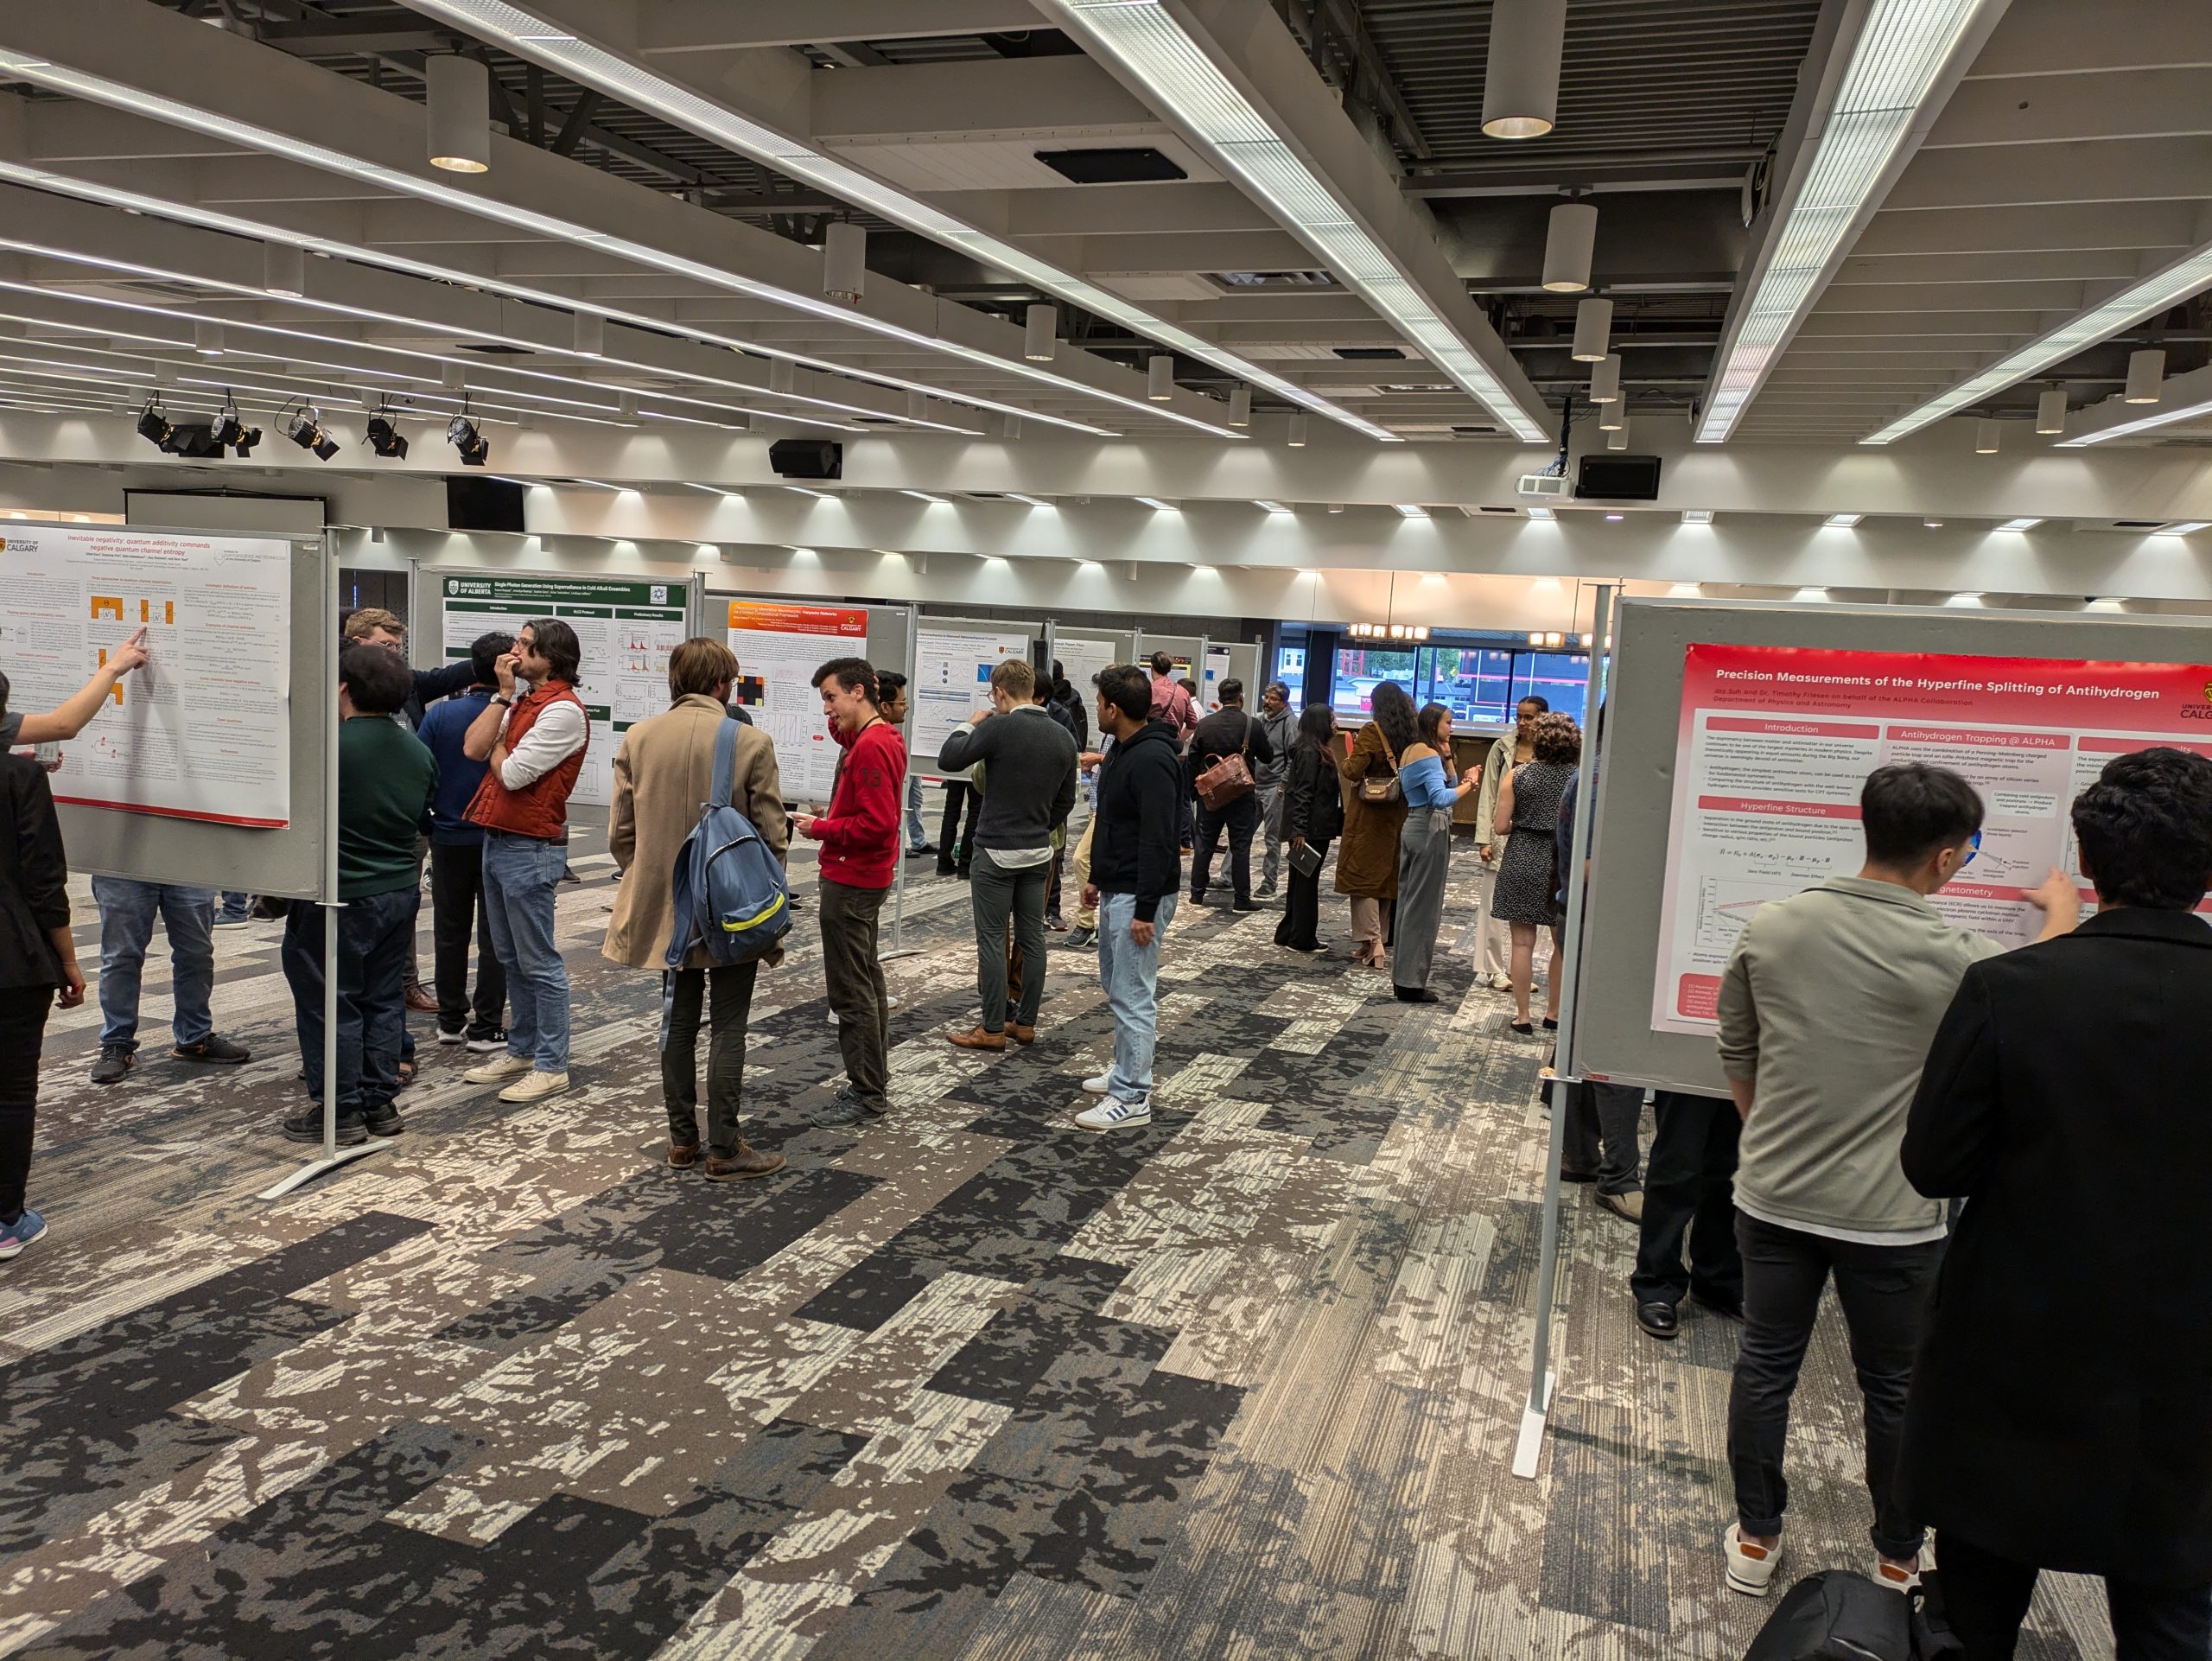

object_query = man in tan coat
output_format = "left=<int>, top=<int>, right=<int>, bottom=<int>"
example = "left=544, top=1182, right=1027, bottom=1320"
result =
left=605, top=638, right=788, bottom=1180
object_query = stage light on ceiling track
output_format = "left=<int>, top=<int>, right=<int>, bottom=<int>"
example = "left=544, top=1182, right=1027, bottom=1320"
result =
left=1590, top=352, right=1621, bottom=403
left=2125, top=347, right=2165, bottom=404
left=1022, top=302, right=1058, bottom=363
left=1572, top=296, right=1612, bottom=363
left=283, top=402, right=340, bottom=460
left=135, top=396, right=171, bottom=449
left=365, top=412, right=409, bottom=459
left=426, top=54, right=492, bottom=174
left=1541, top=200, right=1597, bottom=293
left=447, top=410, right=489, bottom=466
left=1147, top=354, right=1174, bottom=402
left=262, top=240, right=304, bottom=298
left=822, top=220, right=866, bottom=305
left=2035, top=389, right=2068, bottom=435
left=1975, top=419, right=2000, bottom=454
left=1229, top=385, right=1251, bottom=427
left=1482, top=0, right=1567, bottom=137
left=1287, top=414, right=1308, bottom=447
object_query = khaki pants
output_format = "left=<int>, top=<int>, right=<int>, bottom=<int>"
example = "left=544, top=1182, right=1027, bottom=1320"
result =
left=1071, top=817, right=1098, bottom=929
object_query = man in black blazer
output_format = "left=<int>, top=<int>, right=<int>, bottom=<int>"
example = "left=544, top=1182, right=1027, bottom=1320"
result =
left=1902, top=746, right=2212, bottom=1659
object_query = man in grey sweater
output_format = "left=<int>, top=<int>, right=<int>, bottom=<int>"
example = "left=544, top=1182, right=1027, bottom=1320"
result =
left=1714, top=763, right=2076, bottom=1601
left=937, top=658, right=1078, bottom=1050
left=1254, top=680, right=1297, bottom=897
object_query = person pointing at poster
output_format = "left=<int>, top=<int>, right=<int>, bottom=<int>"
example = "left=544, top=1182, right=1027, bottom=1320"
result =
left=3, top=626, right=149, bottom=759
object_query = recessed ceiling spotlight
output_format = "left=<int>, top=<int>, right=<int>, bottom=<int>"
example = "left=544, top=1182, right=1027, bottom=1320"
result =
left=1824, top=512, right=1863, bottom=527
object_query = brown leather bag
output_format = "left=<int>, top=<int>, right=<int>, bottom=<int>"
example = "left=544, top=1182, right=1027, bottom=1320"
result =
left=1193, top=714, right=1255, bottom=809
left=1357, top=732, right=1403, bottom=805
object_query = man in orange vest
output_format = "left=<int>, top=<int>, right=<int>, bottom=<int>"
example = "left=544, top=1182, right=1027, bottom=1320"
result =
left=457, top=619, right=588, bottom=1104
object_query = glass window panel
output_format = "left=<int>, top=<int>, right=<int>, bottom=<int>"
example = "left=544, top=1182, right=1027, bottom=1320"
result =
left=1332, top=646, right=1418, bottom=720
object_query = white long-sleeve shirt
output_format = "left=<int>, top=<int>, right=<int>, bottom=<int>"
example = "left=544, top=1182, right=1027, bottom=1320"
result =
left=497, top=697, right=588, bottom=789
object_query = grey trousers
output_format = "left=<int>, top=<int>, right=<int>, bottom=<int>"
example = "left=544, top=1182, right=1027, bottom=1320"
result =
left=1256, top=783, right=1284, bottom=888
left=1391, top=807, right=1452, bottom=991
left=819, top=877, right=891, bottom=1111
left=970, top=847, right=1049, bottom=1031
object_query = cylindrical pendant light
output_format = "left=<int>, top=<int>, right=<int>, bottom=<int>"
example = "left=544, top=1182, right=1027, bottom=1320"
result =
left=194, top=321, right=224, bottom=357
left=1571, top=296, right=1611, bottom=362
left=617, top=391, right=639, bottom=421
left=1598, top=400, right=1623, bottom=431
left=1001, top=411, right=1023, bottom=440
left=2126, top=347, right=2165, bottom=404
left=1606, top=417, right=1630, bottom=451
left=906, top=389, right=927, bottom=422
left=572, top=310, right=604, bottom=358
left=426, top=54, right=492, bottom=175
left=2035, top=388, right=2068, bottom=435
left=1481, top=0, right=1567, bottom=139
left=1287, top=414, right=1309, bottom=448
left=1541, top=200, right=1598, bottom=293
left=1228, top=385, right=1252, bottom=427
left=1023, top=303, right=1057, bottom=362
left=441, top=360, right=465, bottom=391
left=1147, top=353, right=1174, bottom=402
left=1974, top=419, right=2000, bottom=454
left=823, top=221, right=866, bottom=304
left=1590, top=351, right=1621, bottom=403
left=262, top=241, right=304, bottom=299
left=768, top=358, right=794, bottom=396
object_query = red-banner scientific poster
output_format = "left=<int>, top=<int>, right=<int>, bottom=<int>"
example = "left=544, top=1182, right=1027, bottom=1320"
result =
left=1653, top=642, right=2212, bottom=1034
left=725, top=601, right=869, bottom=804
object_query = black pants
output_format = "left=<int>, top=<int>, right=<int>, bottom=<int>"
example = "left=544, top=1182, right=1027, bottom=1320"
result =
left=662, top=961, right=759, bottom=1157
left=1938, top=1533, right=2212, bottom=1661
left=1728, top=1214, right=1942, bottom=1561
left=1192, top=792, right=1259, bottom=904
left=970, top=849, right=1049, bottom=1031
left=429, top=841, right=505, bottom=1041
left=0, top=985, right=50, bottom=1221
left=1562, top=1081, right=1643, bottom=1195
left=1631, top=1091, right=1742, bottom=1308
left=1275, top=837, right=1330, bottom=950
left=938, top=782, right=982, bottom=875
left=819, top=878, right=891, bottom=1111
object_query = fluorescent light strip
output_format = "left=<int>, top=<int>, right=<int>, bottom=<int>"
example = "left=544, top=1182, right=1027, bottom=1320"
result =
left=2157, top=521, right=2211, bottom=535
left=1995, top=517, right=2042, bottom=531
left=1682, top=508, right=1715, bottom=524
left=403, top=0, right=1388, bottom=442
left=1134, top=496, right=1179, bottom=511
left=900, top=489, right=947, bottom=502
left=0, top=57, right=1225, bottom=438
left=1046, top=0, right=1543, bottom=442
left=2057, top=391, right=2212, bottom=449
left=784, top=485, right=834, bottom=499
left=1526, top=505, right=1555, bottom=520
left=1878, top=245, right=2212, bottom=446
left=1697, top=0, right=1995, bottom=442
left=1392, top=502, right=1429, bottom=517
left=683, top=482, right=738, bottom=495
left=1254, top=499, right=1289, bottom=512
left=1004, top=493, right=1052, bottom=507
left=1824, top=512, right=1864, bottom=527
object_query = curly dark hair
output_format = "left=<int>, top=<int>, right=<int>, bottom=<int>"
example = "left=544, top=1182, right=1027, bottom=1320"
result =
left=2072, top=746, right=2212, bottom=909
left=1529, top=710, right=1581, bottom=765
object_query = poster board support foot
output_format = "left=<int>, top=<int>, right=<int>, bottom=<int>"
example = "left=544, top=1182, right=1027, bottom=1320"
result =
left=1511, top=1368, right=1558, bottom=1480
left=257, top=1136, right=393, bottom=1201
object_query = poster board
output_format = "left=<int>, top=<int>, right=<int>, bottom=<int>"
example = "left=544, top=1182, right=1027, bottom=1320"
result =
left=1049, top=627, right=1129, bottom=709
left=14, top=525, right=334, bottom=901
left=722, top=599, right=869, bottom=802
left=428, top=570, right=692, bottom=807
left=913, top=616, right=1037, bottom=770
left=3, top=521, right=296, bottom=828
left=1576, top=599, right=2212, bottom=1096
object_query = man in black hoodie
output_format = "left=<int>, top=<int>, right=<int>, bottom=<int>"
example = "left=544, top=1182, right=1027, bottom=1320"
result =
left=1075, top=664, right=1182, bottom=1131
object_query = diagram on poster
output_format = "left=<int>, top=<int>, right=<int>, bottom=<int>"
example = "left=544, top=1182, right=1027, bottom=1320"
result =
left=440, top=573, right=690, bottom=807
left=913, top=626, right=1033, bottom=770
left=1653, top=642, right=2212, bottom=1034
left=0, top=524, right=291, bottom=825
left=724, top=600, right=868, bottom=804
left=1053, top=634, right=1121, bottom=716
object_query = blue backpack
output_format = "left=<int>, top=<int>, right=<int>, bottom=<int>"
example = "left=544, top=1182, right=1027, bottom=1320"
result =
left=664, top=718, right=791, bottom=969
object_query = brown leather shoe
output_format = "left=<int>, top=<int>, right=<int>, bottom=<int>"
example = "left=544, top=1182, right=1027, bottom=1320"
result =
left=404, top=981, right=439, bottom=1015
left=704, top=1144, right=786, bottom=1181
left=1007, top=1023, right=1038, bottom=1045
left=946, top=1026, right=1007, bottom=1051
left=667, top=1141, right=702, bottom=1168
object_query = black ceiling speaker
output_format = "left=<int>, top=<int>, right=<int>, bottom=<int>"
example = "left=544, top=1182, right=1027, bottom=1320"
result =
left=1575, top=455, right=1662, bottom=501
left=768, top=438, right=843, bottom=480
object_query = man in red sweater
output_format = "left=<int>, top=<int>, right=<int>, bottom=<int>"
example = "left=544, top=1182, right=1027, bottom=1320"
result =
left=796, top=657, right=905, bottom=1129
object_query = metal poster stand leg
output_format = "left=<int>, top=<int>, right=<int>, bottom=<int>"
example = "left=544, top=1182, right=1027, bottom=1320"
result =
left=882, top=602, right=923, bottom=963
left=1511, top=583, right=1614, bottom=1479
left=261, top=536, right=393, bottom=1200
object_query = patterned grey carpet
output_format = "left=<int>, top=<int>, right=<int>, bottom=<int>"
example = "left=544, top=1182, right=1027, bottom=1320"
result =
left=0, top=825, right=2117, bottom=1659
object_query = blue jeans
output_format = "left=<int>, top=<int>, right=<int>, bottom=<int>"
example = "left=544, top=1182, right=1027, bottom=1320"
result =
left=217, top=892, right=251, bottom=922
left=90, top=878, right=214, bottom=1052
left=480, top=831, right=570, bottom=1072
left=281, top=888, right=413, bottom=1112
left=1095, top=890, right=1177, bottom=1104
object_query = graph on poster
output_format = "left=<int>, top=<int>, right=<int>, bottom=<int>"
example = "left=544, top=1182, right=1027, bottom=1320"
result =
left=1654, top=642, right=2212, bottom=1034
left=440, top=573, right=690, bottom=807
left=912, top=626, right=1033, bottom=767
left=0, top=524, right=292, bottom=825
left=724, top=600, right=868, bottom=803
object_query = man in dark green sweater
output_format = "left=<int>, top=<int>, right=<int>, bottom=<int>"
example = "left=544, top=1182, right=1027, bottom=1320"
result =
left=281, top=646, right=437, bottom=1145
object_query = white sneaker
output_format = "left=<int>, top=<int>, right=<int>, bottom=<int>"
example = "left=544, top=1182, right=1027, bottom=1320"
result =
left=435, top=1028, right=466, bottom=1046
left=1490, top=972, right=1514, bottom=991
left=1875, top=1543, right=1935, bottom=1593
left=499, top=1069, right=570, bottom=1104
left=1724, top=1524, right=1783, bottom=1597
left=1080, top=1072, right=1115, bottom=1094
left=464, top=1053, right=532, bottom=1085
left=1073, top=1096, right=1151, bottom=1131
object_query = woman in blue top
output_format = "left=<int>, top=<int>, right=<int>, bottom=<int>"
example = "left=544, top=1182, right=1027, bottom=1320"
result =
left=1394, top=702, right=1478, bottom=1002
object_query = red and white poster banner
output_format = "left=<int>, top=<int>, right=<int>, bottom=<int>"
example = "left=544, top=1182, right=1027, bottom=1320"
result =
left=1653, top=643, right=2212, bottom=1034
left=725, top=600, right=870, bottom=804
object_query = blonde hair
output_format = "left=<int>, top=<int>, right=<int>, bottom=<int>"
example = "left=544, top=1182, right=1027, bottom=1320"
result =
left=341, top=606, right=404, bottom=641
left=667, top=636, right=738, bottom=698
left=990, top=658, right=1036, bottom=701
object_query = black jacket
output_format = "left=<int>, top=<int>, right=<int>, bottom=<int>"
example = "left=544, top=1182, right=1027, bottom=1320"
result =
left=0, top=753, right=67, bottom=990
left=1281, top=742, right=1344, bottom=843
left=1049, top=681, right=1089, bottom=750
left=1090, top=719, right=1183, bottom=920
left=1189, top=705, right=1272, bottom=777
left=1900, top=907, right=2212, bottom=1586
left=404, top=659, right=479, bottom=733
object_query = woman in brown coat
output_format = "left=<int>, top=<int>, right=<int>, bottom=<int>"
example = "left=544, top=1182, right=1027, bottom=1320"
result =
left=1334, top=680, right=1418, bottom=971
left=605, top=638, right=788, bottom=1180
